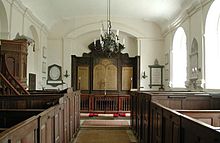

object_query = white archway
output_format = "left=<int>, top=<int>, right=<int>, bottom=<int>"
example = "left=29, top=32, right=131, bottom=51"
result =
left=205, top=0, right=220, bottom=89
left=171, top=27, right=187, bottom=88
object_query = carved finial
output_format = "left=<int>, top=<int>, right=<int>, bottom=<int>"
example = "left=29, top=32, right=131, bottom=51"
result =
left=154, top=59, right=159, bottom=65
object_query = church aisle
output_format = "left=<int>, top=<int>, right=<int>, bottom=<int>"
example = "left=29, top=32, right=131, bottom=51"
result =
left=73, top=127, right=137, bottom=143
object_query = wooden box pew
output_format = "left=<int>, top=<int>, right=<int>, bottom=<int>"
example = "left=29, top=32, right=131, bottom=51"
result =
left=28, top=89, right=67, bottom=94
left=181, top=113, right=220, bottom=143
left=150, top=101, right=220, bottom=143
left=67, top=90, right=80, bottom=140
left=0, top=116, right=38, bottom=143
left=150, top=92, right=212, bottom=110
left=0, top=109, right=44, bottom=132
left=37, top=89, right=80, bottom=143
left=130, top=91, right=220, bottom=143
left=0, top=94, right=63, bottom=109
left=0, top=89, right=80, bottom=143
left=130, top=91, right=138, bottom=136
left=177, top=110, right=220, bottom=127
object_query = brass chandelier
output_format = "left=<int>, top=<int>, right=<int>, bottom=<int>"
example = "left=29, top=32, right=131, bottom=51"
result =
left=93, top=0, right=125, bottom=56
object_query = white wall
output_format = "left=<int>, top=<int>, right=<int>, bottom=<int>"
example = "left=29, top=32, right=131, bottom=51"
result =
left=47, top=16, right=164, bottom=89
left=1, top=0, right=48, bottom=90
left=163, top=0, right=213, bottom=90
left=1, top=0, right=214, bottom=91
left=139, top=38, right=164, bottom=90
left=0, top=0, right=8, bottom=39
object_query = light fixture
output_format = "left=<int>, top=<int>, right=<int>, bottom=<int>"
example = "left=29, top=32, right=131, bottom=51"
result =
left=63, top=70, right=70, bottom=78
left=142, top=71, right=147, bottom=79
left=93, top=0, right=125, bottom=57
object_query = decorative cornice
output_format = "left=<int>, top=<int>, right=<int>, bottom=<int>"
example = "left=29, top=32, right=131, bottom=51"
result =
left=5, top=0, right=49, bottom=33
left=162, top=0, right=213, bottom=36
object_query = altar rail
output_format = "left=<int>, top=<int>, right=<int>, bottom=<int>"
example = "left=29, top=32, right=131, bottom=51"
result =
left=81, top=94, right=130, bottom=113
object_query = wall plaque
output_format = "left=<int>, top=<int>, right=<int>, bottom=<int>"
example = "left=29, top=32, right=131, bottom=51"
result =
left=148, top=60, right=164, bottom=89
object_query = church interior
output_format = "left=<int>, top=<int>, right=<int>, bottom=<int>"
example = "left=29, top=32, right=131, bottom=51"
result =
left=0, top=0, right=220, bottom=142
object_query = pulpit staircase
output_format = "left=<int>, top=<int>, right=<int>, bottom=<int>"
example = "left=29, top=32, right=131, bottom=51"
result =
left=0, top=41, right=30, bottom=96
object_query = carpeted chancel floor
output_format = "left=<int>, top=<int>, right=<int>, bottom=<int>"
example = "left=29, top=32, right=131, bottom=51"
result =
left=74, top=128, right=136, bottom=143
left=74, top=115, right=136, bottom=143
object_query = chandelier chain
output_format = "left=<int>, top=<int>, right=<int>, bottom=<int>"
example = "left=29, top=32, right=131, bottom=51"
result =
left=93, top=0, right=125, bottom=57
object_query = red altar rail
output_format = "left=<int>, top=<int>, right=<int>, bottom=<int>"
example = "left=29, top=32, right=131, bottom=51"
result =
left=81, top=94, right=130, bottom=113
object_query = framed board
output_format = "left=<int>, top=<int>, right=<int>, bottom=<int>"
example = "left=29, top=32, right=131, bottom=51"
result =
left=77, top=66, right=89, bottom=90
left=122, top=67, right=133, bottom=90
left=149, top=64, right=164, bottom=89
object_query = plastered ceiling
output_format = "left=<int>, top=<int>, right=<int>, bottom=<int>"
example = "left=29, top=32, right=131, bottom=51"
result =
left=19, top=0, right=200, bottom=29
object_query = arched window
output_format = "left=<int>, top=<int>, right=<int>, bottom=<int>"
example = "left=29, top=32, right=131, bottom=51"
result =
left=205, top=0, right=220, bottom=89
left=171, top=27, right=187, bottom=88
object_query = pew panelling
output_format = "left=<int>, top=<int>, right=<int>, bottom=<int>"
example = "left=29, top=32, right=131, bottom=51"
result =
left=142, top=93, right=151, bottom=143
left=64, top=96, right=70, bottom=143
left=182, top=96, right=212, bottom=110
left=162, top=104, right=181, bottom=143
left=39, top=106, right=55, bottom=143
left=150, top=102, right=162, bottom=143
left=74, top=91, right=80, bottom=134
left=0, top=94, right=63, bottom=109
left=130, top=91, right=138, bottom=135
left=0, top=109, right=43, bottom=128
left=181, top=115, right=220, bottom=143
left=54, top=101, right=64, bottom=143
left=177, top=110, right=220, bottom=127
left=136, top=92, right=143, bottom=142
left=0, top=89, right=81, bottom=143
left=0, top=116, right=38, bottom=143
left=131, top=91, right=220, bottom=143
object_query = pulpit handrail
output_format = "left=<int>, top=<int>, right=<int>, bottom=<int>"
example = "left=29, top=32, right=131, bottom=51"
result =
left=1, top=54, right=30, bottom=95
left=0, top=73, right=20, bottom=95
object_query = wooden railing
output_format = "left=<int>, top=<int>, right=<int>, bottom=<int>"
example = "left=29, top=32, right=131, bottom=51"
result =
left=0, top=55, right=30, bottom=95
left=0, top=73, right=20, bottom=96
left=81, top=94, right=130, bottom=113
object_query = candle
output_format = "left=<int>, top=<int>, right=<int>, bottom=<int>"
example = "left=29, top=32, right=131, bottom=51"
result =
left=122, top=38, right=125, bottom=45
left=94, top=39, right=96, bottom=46
left=116, top=29, right=119, bottom=36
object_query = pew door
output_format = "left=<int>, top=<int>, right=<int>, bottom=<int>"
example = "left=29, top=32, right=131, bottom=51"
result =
left=150, top=102, right=162, bottom=143
left=162, top=109, right=180, bottom=143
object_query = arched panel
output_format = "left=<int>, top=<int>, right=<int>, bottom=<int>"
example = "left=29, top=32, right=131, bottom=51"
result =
left=6, top=57, right=16, bottom=76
